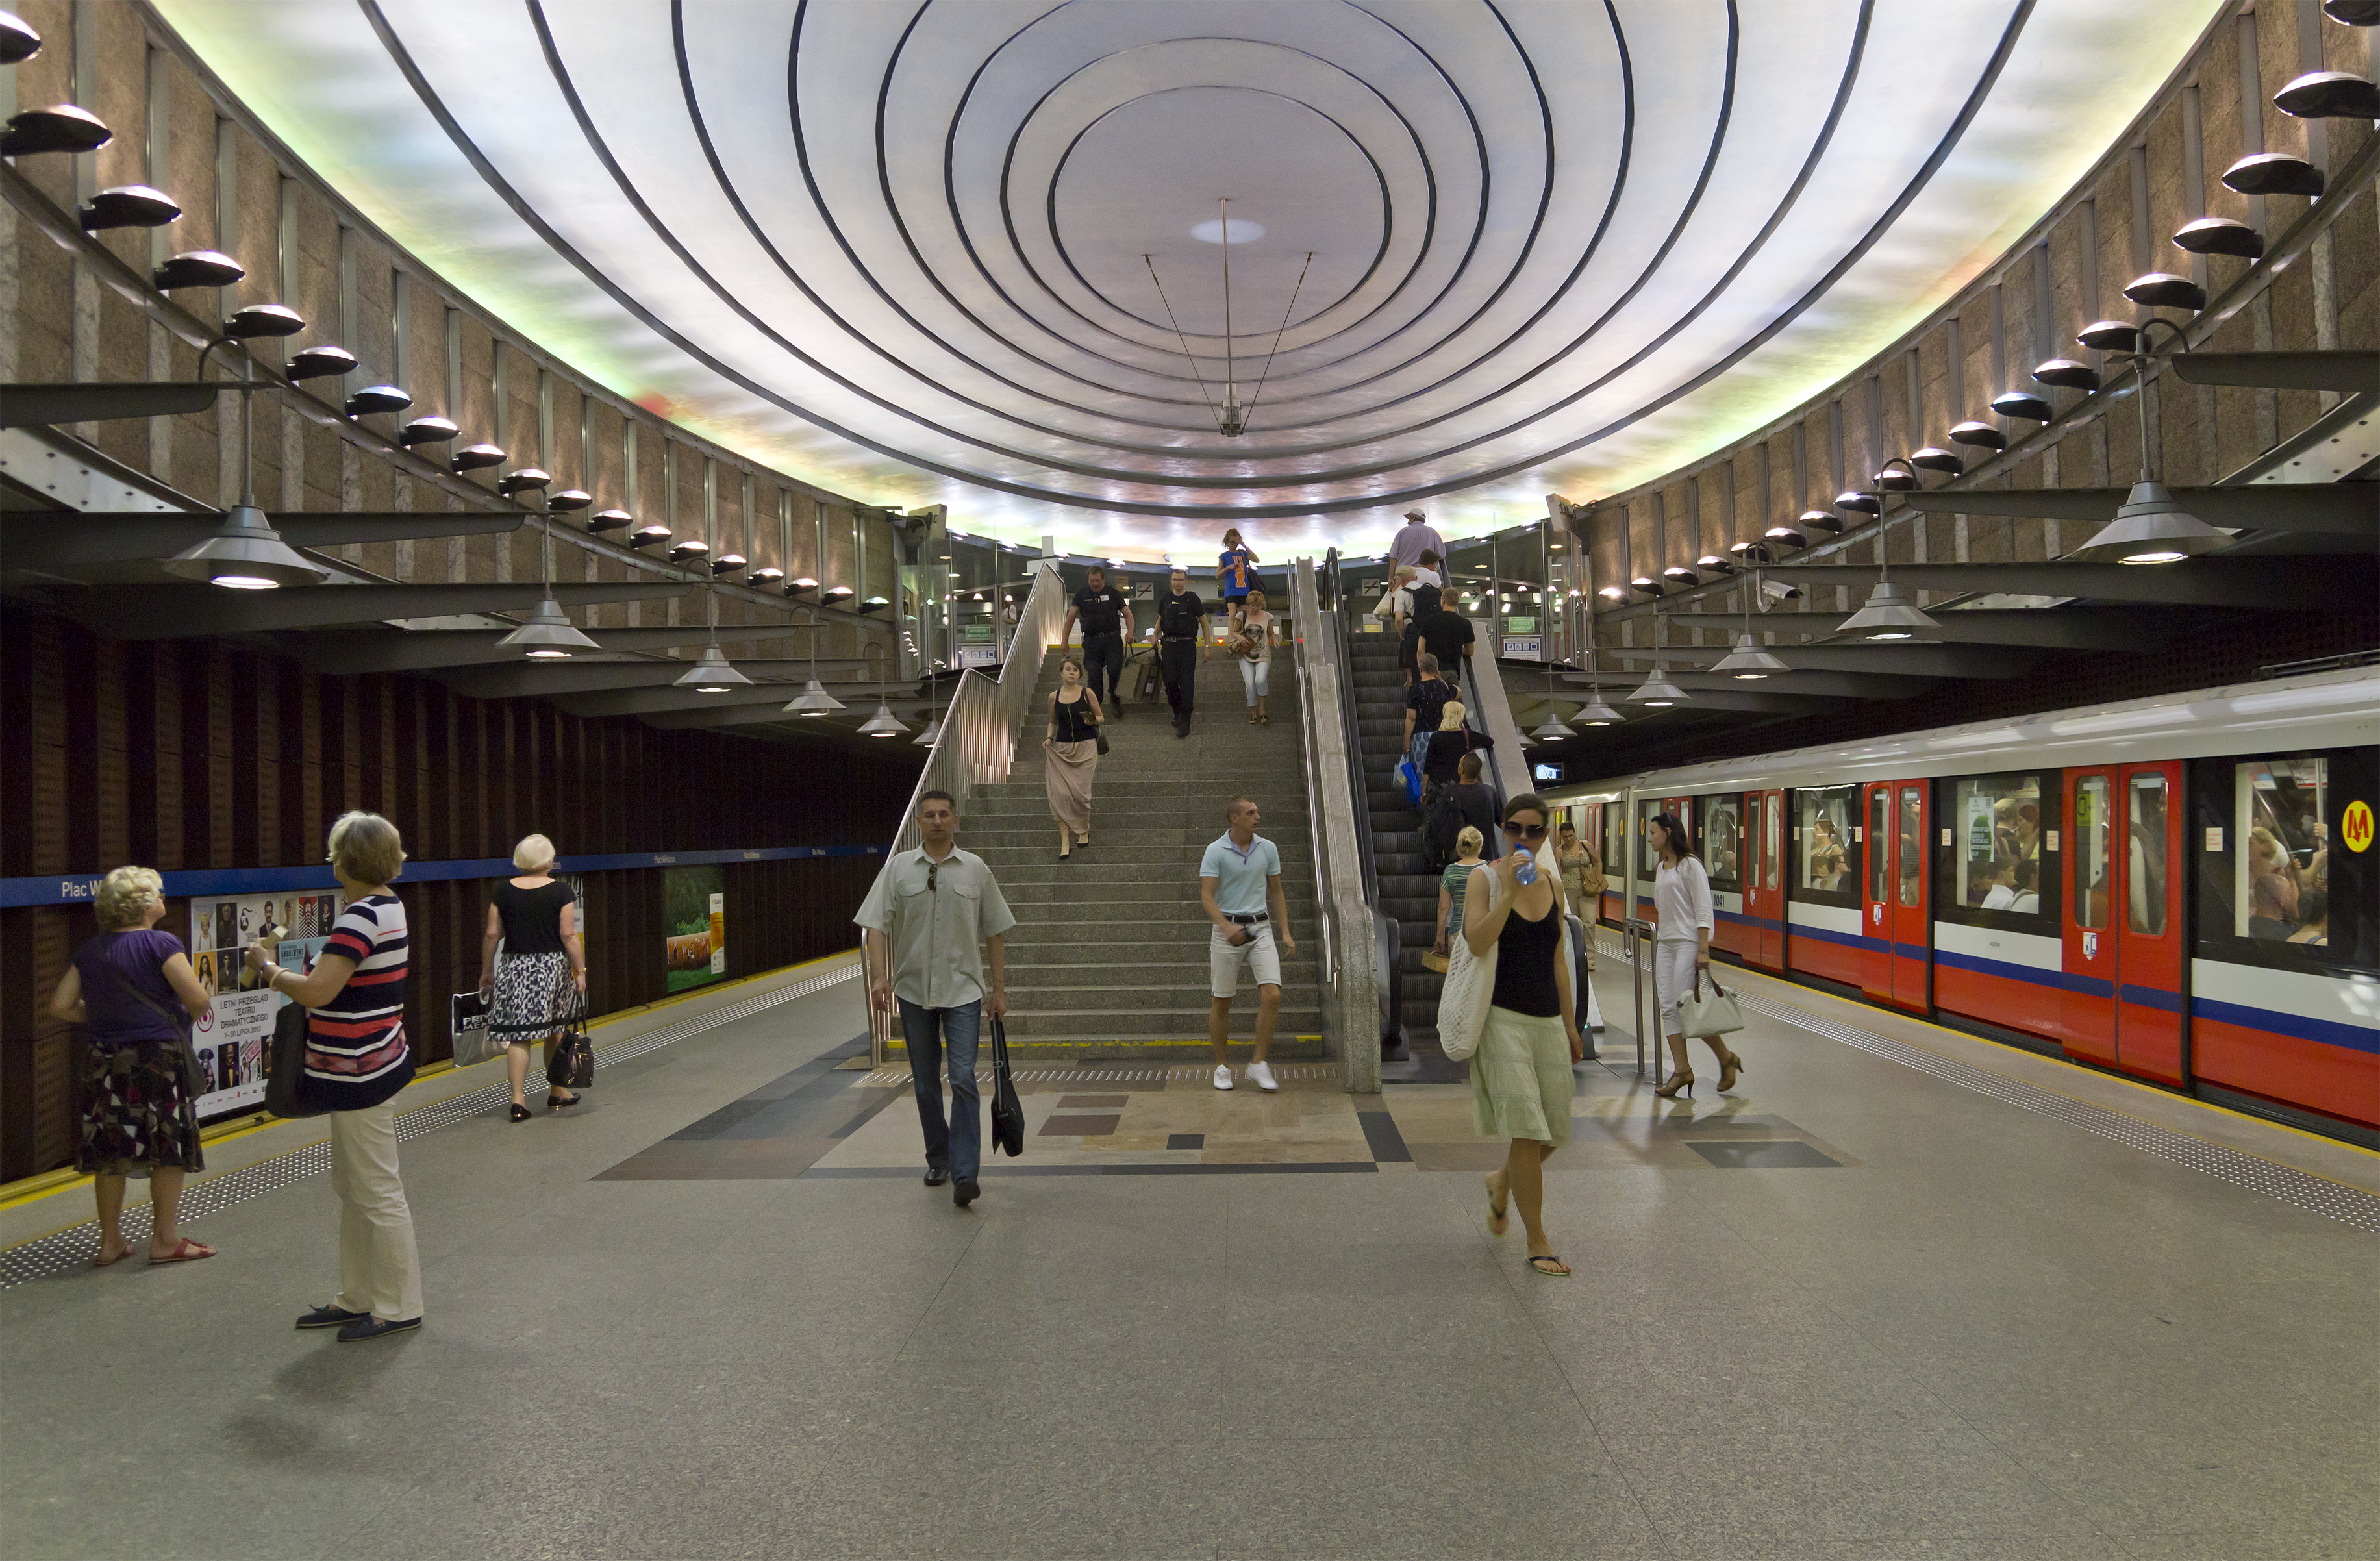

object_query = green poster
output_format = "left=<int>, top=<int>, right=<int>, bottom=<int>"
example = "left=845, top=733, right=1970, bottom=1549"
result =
left=664, top=864, right=726, bottom=992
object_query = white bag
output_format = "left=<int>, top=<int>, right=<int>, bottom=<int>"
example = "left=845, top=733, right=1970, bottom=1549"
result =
left=1675, top=969, right=1744, bottom=1038
left=1436, top=864, right=1501, bottom=1061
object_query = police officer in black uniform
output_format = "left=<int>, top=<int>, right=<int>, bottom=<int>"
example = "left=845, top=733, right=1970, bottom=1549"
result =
left=1155, top=565, right=1210, bottom=739
left=1060, top=565, right=1134, bottom=719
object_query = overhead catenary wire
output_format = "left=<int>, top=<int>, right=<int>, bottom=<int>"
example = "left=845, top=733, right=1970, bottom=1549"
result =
left=1143, top=253, right=1223, bottom=429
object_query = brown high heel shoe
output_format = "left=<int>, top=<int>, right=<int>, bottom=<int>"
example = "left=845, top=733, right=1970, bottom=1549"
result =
left=1718, top=1051, right=1745, bottom=1092
left=1655, top=1070, right=1694, bottom=1100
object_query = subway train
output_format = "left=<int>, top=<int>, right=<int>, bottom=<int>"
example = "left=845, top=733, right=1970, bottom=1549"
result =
left=1547, top=666, right=2379, bottom=1147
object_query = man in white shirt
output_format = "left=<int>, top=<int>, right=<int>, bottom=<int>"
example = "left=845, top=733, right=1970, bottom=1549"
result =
left=855, top=791, right=1014, bottom=1206
left=1388, top=510, right=1446, bottom=569
left=1199, top=795, right=1297, bottom=1093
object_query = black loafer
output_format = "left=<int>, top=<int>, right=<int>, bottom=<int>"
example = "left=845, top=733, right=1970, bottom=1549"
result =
left=953, top=1179, right=981, bottom=1208
left=295, top=1305, right=369, bottom=1330
left=923, top=1165, right=950, bottom=1187
left=336, top=1315, right=421, bottom=1343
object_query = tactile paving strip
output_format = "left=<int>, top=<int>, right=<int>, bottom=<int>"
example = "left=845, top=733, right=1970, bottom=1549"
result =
left=0, top=964, right=860, bottom=1288
left=856, top=1062, right=1340, bottom=1088
left=1735, top=990, right=2380, bottom=1234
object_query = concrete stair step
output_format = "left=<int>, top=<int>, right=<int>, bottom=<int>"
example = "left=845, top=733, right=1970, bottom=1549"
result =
left=975, top=776, right=1307, bottom=799
left=960, top=826, right=1240, bottom=850
left=1008, top=1008, right=1323, bottom=1038
left=972, top=843, right=1236, bottom=866
left=997, top=864, right=1315, bottom=889
left=1007, top=945, right=1321, bottom=969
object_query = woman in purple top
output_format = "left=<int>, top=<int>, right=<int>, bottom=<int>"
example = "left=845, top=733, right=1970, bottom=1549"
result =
left=47, top=866, right=216, bottom=1267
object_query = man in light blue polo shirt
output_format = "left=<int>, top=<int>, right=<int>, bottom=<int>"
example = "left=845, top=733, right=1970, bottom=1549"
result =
left=1199, top=795, right=1297, bottom=1093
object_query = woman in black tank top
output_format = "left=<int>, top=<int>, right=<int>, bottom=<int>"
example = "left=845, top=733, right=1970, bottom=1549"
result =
left=1459, top=795, right=1585, bottom=1279
left=479, top=834, right=587, bottom=1119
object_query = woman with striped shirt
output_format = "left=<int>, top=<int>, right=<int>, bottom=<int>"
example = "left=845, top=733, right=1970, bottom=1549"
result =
left=245, top=811, right=423, bottom=1342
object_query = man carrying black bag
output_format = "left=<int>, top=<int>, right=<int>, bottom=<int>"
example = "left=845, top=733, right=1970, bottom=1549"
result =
left=856, top=790, right=1015, bottom=1208
left=1155, top=565, right=1210, bottom=739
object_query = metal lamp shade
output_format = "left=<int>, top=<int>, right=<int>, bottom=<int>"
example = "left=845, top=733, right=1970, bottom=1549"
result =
left=913, top=717, right=942, bottom=747
left=225, top=303, right=306, bottom=340
left=2123, top=272, right=2207, bottom=312
left=1575, top=694, right=1623, bottom=727
left=1799, top=509, right=1844, bottom=534
left=286, top=345, right=357, bottom=382
left=1711, top=633, right=1790, bottom=679
left=2069, top=481, right=2229, bottom=565
left=153, top=251, right=244, bottom=290
left=629, top=525, right=673, bottom=549
left=673, top=645, right=750, bottom=691
left=1838, top=580, right=1939, bottom=640
left=0, top=104, right=109, bottom=156
left=80, top=185, right=180, bottom=231
left=1910, top=446, right=1964, bottom=475
left=163, top=505, right=327, bottom=590
left=782, top=679, right=847, bottom=716
left=588, top=508, right=633, bottom=532
left=449, top=442, right=505, bottom=472
left=1627, top=669, right=1688, bottom=706
left=2274, top=70, right=2380, bottom=119
left=2076, top=320, right=2140, bottom=353
left=0, top=13, right=42, bottom=65
left=496, top=599, right=599, bottom=658
left=397, top=415, right=459, bottom=447
left=545, top=488, right=593, bottom=513
left=1531, top=714, right=1580, bottom=741
left=857, top=701, right=908, bottom=738
left=1948, top=420, right=2007, bottom=450
left=1991, top=391, right=2055, bottom=422
left=344, top=385, right=412, bottom=418
left=783, top=577, right=819, bottom=597
left=2172, top=217, right=2262, bottom=259
left=2222, top=152, right=2322, bottom=197
left=497, top=468, right=552, bottom=498
left=2031, top=358, right=2101, bottom=392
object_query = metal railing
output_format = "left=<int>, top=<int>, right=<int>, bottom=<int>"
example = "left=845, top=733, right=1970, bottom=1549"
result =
left=1292, top=556, right=1388, bottom=1090
left=1319, top=552, right=1407, bottom=1071
left=864, top=558, right=1070, bottom=1064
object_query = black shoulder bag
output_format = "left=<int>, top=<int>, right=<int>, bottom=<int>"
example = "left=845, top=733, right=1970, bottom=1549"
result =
left=264, top=997, right=324, bottom=1119
left=90, top=951, right=205, bottom=1100
left=988, top=1016, right=1024, bottom=1158
left=545, top=993, right=595, bottom=1091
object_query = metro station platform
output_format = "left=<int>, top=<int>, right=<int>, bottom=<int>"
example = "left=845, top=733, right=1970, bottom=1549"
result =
left=5, top=942, right=2375, bottom=1561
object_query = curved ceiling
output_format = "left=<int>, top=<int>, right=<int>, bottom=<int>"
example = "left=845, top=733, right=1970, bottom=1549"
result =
left=158, top=1, right=2220, bottom=555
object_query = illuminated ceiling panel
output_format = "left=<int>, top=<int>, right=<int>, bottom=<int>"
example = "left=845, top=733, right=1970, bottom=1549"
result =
left=157, top=1, right=2222, bottom=553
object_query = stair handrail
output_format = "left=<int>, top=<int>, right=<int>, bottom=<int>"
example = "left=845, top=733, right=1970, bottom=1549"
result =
left=864, top=558, right=1069, bottom=1064
left=1323, top=551, right=1404, bottom=1074
left=1456, top=623, right=1533, bottom=814
left=1293, top=555, right=1385, bottom=1092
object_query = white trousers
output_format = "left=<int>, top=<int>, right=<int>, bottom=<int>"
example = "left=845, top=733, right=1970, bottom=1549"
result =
left=1240, top=656, right=1270, bottom=703
left=1655, top=940, right=1701, bottom=1036
left=330, top=1101, right=424, bottom=1322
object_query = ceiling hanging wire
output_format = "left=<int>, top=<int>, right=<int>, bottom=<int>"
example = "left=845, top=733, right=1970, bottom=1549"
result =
left=1143, top=253, right=1224, bottom=431
left=1145, top=199, right=1307, bottom=440
left=1238, top=247, right=1316, bottom=439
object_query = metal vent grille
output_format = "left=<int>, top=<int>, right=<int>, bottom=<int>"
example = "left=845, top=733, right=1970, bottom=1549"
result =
left=1735, top=990, right=2380, bottom=1234
left=0, top=965, right=860, bottom=1288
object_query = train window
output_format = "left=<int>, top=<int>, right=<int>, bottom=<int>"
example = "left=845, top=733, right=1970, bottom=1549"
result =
left=2126, top=774, right=2170, bottom=936
left=1949, top=773, right=2043, bottom=911
left=1796, top=785, right=1857, bottom=905
left=1868, top=790, right=1891, bottom=903
left=1898, top=787, right=1923, bottom=907
left=2236, top=758, right=2327, bottom=946
left=2075, top=776, right=2112, bottom=930
left=1705, top=796, right=1743, bottom=892
left=1766, top=795, right=1781, bottom=891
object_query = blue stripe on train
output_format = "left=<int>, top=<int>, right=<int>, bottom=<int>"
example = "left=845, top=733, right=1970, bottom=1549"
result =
left=1933, top=947, right=2115, bottom=999
left=2193, top=996, right=2380, bottom=1057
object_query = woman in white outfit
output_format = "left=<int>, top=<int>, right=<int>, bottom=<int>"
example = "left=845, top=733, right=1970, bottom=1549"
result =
left=1234, top=588, right=1277, bottom=724
left=1647, top=812, right=1744, bottom=1099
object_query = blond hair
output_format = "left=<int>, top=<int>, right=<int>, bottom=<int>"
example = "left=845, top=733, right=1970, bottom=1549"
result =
left=94, top=866, right=164, bottom=931
left=512, top=834, right=556, bottom=873
left=1455, top=826, right=1484, bottom=858
left=1244, top=588, right=1268, bottom=611
left=1438, top=699, right=1467, bottom=732
left=327, top=811, right=406, bottom=886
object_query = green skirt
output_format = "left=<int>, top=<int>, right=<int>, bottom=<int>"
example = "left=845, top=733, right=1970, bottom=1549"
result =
left=1470, top=1006, right=1572, bottom=1145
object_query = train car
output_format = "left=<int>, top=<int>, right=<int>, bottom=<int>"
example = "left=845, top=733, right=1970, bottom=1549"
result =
left=1549, top=667, right=2380, bottom=1147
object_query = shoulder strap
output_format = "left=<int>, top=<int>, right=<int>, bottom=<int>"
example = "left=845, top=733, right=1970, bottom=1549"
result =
left=90, top=941, right=188, bottom=1032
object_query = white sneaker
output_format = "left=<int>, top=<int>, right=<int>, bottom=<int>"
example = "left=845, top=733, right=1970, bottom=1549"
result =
left=1211, top=1064, right=1234, bottom=1091
left=1247, top=1060, right=1279, bottom=1093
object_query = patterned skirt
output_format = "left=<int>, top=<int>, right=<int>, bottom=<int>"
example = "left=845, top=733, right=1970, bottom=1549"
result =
left=79, top=1040, right=204, bottom=1178
left=490, top=950, right=577, bottom=1045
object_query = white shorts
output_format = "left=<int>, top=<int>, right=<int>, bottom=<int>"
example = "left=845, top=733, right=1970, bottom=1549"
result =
left=1210, top=922, right=1281, bottom=999
left=1655, top=940, right=1701, bottom=1035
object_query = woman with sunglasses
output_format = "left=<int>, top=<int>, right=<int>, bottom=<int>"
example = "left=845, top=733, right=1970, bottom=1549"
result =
left=1465, top=795, right=1586, bottom=1279
left=1646, top=811, right=1741, bottom=1098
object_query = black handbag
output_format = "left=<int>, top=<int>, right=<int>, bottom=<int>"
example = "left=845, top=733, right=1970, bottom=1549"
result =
left=987, top=1016, right=1024, bottom=1158
left=264, top=997, right=324, bottom=1119
left=545, top=997, right=595, bottom=1091
left=90, top=951, right=205, bottom=1099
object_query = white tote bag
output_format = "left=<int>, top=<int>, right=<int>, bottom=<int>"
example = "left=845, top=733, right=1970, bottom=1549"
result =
left=1435, top=864, right=1501, bottom=1061
left=1675, top=968, right=1745, bottom=1038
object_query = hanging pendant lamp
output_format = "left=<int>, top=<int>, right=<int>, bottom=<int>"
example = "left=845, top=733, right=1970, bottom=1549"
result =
left=166, top=368, right=329, bottom=590
left=674, top=579, right=750, bottom=690
left=500, top=492, right=598, bottom=658
left=781, top=607, right=846, bottom=715
left=1837, top=462, right=1940, bottom=640
left=2071, top=323, right=2228, bottom=565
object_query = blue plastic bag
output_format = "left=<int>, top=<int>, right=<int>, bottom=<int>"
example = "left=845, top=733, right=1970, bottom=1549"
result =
left=1394, top=756, right=1421, bottom=806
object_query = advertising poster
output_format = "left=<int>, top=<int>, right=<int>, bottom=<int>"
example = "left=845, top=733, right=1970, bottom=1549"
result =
left=184, top=890, right=339, bottom=1118
left=664, top=864, right=727, bottom=992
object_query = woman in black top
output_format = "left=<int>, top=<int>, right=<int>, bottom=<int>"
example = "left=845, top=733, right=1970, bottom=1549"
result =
left=1043, top=653, right=1103, bottom=860
left=479, top=834, right=586, bottom=1119
left=1462, top=795, right=1585, bottom=1279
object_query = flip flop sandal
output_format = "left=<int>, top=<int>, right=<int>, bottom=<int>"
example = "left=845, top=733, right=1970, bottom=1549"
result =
left=1527, top=1255, right=1571, bottom=1277
left=94, top=1247, right=136, bottom=1268
left=1485, top=1183, right=1510, bottom=1236
left=149, top=1237, right=216, bottom=1265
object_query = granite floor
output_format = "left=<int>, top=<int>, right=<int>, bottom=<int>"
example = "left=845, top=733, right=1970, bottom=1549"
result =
left=3, top=947, right=2376, bottom=1560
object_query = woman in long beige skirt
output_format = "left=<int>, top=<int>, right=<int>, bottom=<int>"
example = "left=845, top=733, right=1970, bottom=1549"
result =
left=1042, top=652, right=1103, bottom=860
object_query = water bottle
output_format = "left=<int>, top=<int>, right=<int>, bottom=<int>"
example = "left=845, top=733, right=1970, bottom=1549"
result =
left=1513, top=853, right=1538, bottom=888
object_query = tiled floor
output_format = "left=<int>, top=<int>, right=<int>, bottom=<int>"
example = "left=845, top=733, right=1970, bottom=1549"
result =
left=4, top=947, right=2376, bottom=1560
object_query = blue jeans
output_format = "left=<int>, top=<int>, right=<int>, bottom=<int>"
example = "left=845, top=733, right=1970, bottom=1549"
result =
left=899, top=999, right=981, bottom=1181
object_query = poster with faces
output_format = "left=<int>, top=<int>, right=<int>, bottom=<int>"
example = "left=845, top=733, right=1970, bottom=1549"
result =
left=181, top=890, right=339, bottom=1119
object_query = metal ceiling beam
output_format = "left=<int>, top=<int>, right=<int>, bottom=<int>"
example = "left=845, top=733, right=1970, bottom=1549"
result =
left=1542, top=682, right=1838, bottom=717
left=1764, top=559, right=2353, bottom=608
left=2166, top=351, right=2379, bottom=392
left=42, top=580, right=694, bottom=638
left=0, top=381, right=277, bottom=427
left=1604, top=643, right=2037, bottom=679
left=1645, top=607, right=2175, bottom=651
left=288, top=623, right=811, bottom=675
left=555, top=679, right=918, bottom=719
left=1616, top=668, right=1948, bottom=699
left=438, top=658, right=867, bottom=700
left=1, top=509, right=525, bottom=570
left=1901, top=486, right=2373, bottom=532
left=640, top=698, right=938, bottom=732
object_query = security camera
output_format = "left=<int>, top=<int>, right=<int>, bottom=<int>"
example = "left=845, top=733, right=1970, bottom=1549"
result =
left=1757, top=578, right=1800, bottom=609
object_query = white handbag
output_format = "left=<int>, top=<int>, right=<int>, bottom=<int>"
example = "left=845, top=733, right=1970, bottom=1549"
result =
left=1675, top=969, right=1745, bottom=1038
left=1435, top=864, right=1501, bottom=1061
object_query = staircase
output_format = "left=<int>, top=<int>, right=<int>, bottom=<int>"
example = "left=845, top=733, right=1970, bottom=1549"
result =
left=1348, top=631, right=1449, bottom=1053
left=961, top=641, right=1326, bottom=1055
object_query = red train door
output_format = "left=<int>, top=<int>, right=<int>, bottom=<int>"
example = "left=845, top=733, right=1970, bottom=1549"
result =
left=1859, top=780, right=1929, bottom=1011
left=2064, top=770, right=2120, bottom=1066
left=2114, top=763, right=2186, bottom=1084
left=1742, top=790, right=1786, bottom=972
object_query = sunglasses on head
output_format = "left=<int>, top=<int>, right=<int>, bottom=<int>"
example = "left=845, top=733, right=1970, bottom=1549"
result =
left=1503, top=821, right=1547, bottom=840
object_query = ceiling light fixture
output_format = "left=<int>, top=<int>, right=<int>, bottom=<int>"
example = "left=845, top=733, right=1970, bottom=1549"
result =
left=1144, top=198, right=1314, bottom=438
left=782, top=608, right=847, bottom=716
left=1837, top=460, right=1939, bottom=640
left=0, top=103, right=108, bottom=156
left=1712, top=569, right=1790, bottom=678
left=856, top=645, right=907, bottom=737
left=673, top=582, right=749, bottom=691
left=2071, top=319, right=2229, bottom=566
left=164, top=365, right=326, bottom=590
left=1626, top=613, right=1689, bottom=706
left=2076, top=320, right=2140, bottom=354
left=497, top=492, right=599, bottom=659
